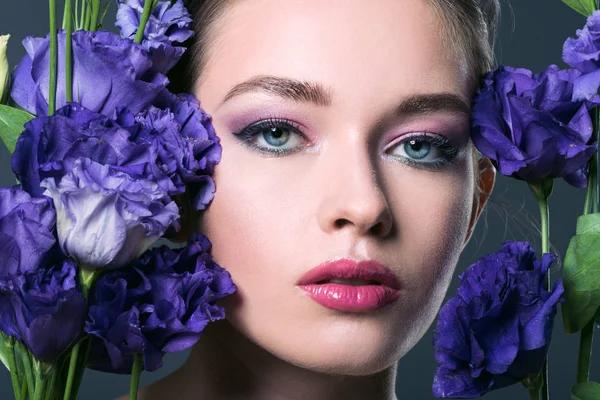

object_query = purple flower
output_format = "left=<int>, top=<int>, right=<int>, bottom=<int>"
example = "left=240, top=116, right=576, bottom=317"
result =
left=471, top=65, right=598, bottom=188
left=10, top=30, right=169, bottom=117
left=563, top=10, right=600, bottom=101
left=116, top=0, right=193, bottom=75
left=0, top=260, right=86, bottom=362
left=152, top=90, right=221, bottom=210
left=0, top=186, right=57, bottom=277
left=432, top=242, right=564, bottom=398
left=41, top=158, right=179, bottom=270
left=85, top=233, right=237, bottom=372
left=12, top=103, right=175, bottom=198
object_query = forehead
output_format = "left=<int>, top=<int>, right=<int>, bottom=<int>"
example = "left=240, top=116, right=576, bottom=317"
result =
left=198, top=0, right=470, bottom=108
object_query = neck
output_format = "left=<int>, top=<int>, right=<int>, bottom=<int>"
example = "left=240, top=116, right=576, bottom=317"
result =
left=155, top=319, right=398, bottom=400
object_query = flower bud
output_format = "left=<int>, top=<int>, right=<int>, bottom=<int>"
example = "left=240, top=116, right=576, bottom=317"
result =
left=0, top=35, right=9, bottom=104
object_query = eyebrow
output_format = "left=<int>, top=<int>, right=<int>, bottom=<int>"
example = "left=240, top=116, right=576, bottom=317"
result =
left=220, top=75, right=470, bottom=117
left=221, top=75, right=333, bottom=106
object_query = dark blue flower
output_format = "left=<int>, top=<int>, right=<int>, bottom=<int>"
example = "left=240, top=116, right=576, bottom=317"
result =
left=85, top=233, right=237, bottom=373
left=116, top=0, right=193, bottom=75
left=0, top=260, right=86, bottom=362
left=10, top=30, right=169, bottom=117
left=471, top=65, right=598, bottom=188
left=432, top=242, right=564, bottom=398
left=0, top=186, right=57, bottom=277
left=563, top=10, right=600, bottom=101
left=152, top=90, right=221, bottom=210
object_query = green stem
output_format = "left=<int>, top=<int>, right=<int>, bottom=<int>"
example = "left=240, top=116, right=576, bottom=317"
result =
left=529, top=388, right=540, bottom=400
left=32, top=370, right=48, bottom=400
left=64, top=0, right=73, bottom=102
left=69, top=337, right=92, bottom=399
left=48, top=0, right=58, bottom=115
left=46, top=367, right=58, bottom=400
left=134, top=0, right=155, bottom=44
left=7, top=339, right=23, bottom=400
left=129, top=353, right=143, bottom=400
left=20, top=376, right=27, bottom=399
left=18, top=343, right=36, bottom=399
left=578, top=320, right=595, bottom=383
left=79, top=0, right=86, bottom=31
left=529, top=179, right=553, bottom=400
left=62, top=341, right=82, bottom=400
left=89, top=0, right=100, bottom=31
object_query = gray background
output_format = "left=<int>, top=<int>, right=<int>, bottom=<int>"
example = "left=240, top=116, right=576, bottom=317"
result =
left=1, top=1, right=600, bottom=399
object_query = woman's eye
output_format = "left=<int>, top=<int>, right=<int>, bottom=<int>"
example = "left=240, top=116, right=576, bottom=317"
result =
left=385, top=133, right=459, bottom=169
left=233, top=119, right=308, bottom=155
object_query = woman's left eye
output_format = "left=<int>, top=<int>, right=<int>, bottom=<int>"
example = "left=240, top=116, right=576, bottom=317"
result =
left=385, top=132, right=459, bottom=169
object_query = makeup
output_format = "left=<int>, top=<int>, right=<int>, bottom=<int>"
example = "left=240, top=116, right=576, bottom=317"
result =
left=297, top=259, right=402, bottom=312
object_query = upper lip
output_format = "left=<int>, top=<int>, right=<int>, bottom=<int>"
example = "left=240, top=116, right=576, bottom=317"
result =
left=297, top=258, right=402, bottom=290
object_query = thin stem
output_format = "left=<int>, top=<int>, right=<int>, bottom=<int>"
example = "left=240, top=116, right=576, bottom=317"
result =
left=32, top=370, right=48, bottom=400
left=20, top=376, right=27, bottom=399
left=69, top=337, right=92, bottom=399
left=79, top=0, right=86, bottom=31
left=89, top=0, right=101, bottom=31
left=134, top=0, right=155, bottom=44
left=64, top=0, right=73, bottom=102
left=578, top=320, right=595, bottom=382
left=529, top=388, right=540, bottom=400
left=62, top=341, right=82, bottom=400
left=46, top=366, right=58, bottom=400
left=18, top=343, right=36, bottom=399
left=129, top=353, right=143, bottom=400
left=48, top=0, right=58, bottom=115
left=529, top=180, right=552, bottom=400
left=7, top=340, right=23, bottom=400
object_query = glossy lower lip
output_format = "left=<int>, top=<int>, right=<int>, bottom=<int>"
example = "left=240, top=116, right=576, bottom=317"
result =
left=298, top=283, right=401, bottom=311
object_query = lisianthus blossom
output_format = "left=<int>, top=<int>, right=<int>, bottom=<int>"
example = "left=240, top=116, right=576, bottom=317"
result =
left=0, top=186, right=57, bottom=276
left=13, top=104, right=180, bottom=269
left=86, top=233, right=237, bottom=372
left=10, top=30, right=169, bottom=117
left=0, top=186, right=86, bottom=362
left=0, top=260, right=85, bottom=362
left=152, top=90, right=221, bottom=210
left=116, top=0, right=194, bottom=75
left=563, top=9, right=600, bottom=101
left=470, top=64, right=598, bottom=188
left=41, top=158, right=179, bottom=270
left=432, top=241, right=564, bottom=398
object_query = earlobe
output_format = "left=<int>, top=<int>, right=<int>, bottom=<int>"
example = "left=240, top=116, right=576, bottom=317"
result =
left=463, top=157, right=496, bottom=247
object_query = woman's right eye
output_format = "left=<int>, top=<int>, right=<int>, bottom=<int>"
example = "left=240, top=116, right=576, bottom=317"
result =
left=233, top=118, right=309, bottom=156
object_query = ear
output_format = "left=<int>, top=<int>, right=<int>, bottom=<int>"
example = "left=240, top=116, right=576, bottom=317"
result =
left=463, top=156, right=496, bottom=247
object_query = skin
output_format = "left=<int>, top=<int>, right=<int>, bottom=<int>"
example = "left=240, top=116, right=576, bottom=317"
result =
left=126, top=0, right=495, bottom=399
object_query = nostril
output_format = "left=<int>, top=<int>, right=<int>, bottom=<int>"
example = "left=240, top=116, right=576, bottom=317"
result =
left=334, top=219, right=351, bottom=229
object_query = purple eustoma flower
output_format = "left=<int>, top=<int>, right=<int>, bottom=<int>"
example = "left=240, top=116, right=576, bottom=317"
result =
left=563, top=10, right=600, bottom=101
left=0, top=186, right=57, bottom=277
left=471, top=65, right=598, bottom=188
left=0, top=260, right=86, bottom=362
left=41, top=158, right=179, bottom=270
left=86, top=233, right=237, bottom=373
left=0, top=262, right=85, bottom=361
left=152, top=90, right=221, bottom=210
left=116, top=0, right=193, bottom=75
left=10, top=30, right=169, bottom=117
left=432, top=242, right=564, bottom=398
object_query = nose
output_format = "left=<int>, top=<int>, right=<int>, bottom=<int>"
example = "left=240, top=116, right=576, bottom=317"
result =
left=316, top=139, right=393, bottom=238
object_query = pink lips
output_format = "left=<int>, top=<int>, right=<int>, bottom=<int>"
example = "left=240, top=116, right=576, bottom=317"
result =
left=297, top=259, right=402, bottom=312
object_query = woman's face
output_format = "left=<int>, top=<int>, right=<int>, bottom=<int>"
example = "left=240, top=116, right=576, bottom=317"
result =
left=195, top=0, right=490, bottom=375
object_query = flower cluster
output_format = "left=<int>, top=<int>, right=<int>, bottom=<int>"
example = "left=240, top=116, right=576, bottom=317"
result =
left=432, top=242, right=564, bottom=398
left=0, top=1, right=236, bottom=396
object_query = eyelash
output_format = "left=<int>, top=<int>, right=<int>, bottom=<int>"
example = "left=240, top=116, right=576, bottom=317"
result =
left=232, top=118, right=459, bottom=170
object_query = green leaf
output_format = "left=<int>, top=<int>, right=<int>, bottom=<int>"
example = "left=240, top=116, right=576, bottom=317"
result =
left=0, top=104, right=34, bottom=154
left=562, top=213, right=600, bottom=333
left=572, top=382, right=600, bottom=399
left=562, top=0, right=598, bottom=16
left=0, top=333, right=9, bottom=371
